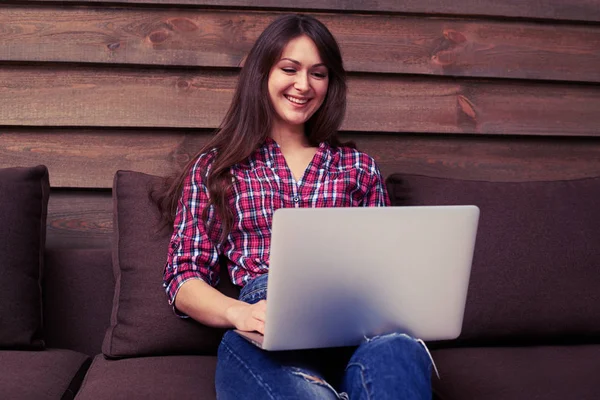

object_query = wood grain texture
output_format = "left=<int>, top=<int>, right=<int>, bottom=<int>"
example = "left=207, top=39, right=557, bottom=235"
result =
left=2, top=7, right=600, bottom=81
left=2, top=67, right=600, bottom=135
left=19, top=0, right=600, bottom=23
left=349, top=134, right=600, bottom=182
left=0, top=130, right=209, bottom=188
left=4, top=129, right=600, bottom=188
left=47, top=189, right=112, bottom=249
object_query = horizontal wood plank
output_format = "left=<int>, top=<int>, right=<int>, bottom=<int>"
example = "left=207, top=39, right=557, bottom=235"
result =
left=47, top=189, right=112, bottom=249
left=354, top=135, right=600, bottom=182
left=4, top=130, right=600, bottom=188
left=2, top=67, right=600, bottom=136
left=2, top=8, right=600, bottom=81
left=0, top=130, right=205, bottom=188
left=19, top=0, right=600, bottom=23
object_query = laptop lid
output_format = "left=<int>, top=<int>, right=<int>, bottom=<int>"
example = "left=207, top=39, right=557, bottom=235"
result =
left=259, top=205, right=479, bottom=351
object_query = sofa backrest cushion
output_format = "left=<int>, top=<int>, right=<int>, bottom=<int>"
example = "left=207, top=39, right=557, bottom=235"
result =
left=103, top=170, right=239, bottom=358
left=0, top=165, right=49, bottom=349
left=44, top=248, right=114, bottom=356
left=386, top=174, right=600, bottom=342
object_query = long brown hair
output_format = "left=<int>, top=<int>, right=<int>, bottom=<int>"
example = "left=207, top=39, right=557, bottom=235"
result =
left=154, top=14, right=351, bottom=241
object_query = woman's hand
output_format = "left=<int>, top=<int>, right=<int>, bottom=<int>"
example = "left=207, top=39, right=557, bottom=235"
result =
left=226, top=300, right=267, bottom=334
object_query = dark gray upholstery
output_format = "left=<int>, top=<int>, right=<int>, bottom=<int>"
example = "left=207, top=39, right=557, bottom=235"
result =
left=77, top=354, right=217, bottom=399
left=432, top=345, right=600, bottom=400
left=0, top=349, right=89, bottom=399
left=44, top=249, right=115, bottom=356
left=103, top=171, right=238, bottom=359
left=387, top=174, right=600, bottom=342
left=0, top=166, right=49, bottom=349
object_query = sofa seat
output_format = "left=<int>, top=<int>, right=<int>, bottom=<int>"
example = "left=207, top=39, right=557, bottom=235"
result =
left=0, top=348, right=90, bottom=400
left=432, top=344, right=600, bottom=400
left=76, top=354, right=217, bottom=399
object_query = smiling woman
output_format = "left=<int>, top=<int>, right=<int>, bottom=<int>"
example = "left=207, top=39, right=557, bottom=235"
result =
left=268, top=35, right=332, bottom=181
left=268, top=35, right=329, bottom=131
left=153, top=14, right=433, bottom=399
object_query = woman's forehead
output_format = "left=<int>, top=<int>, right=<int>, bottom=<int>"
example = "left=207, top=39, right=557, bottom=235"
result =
left=278, top=35, right=324, bottom=66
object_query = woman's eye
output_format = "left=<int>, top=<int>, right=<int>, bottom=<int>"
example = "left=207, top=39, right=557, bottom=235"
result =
left=312, top=72, right=327, bottom=79
left=282, top=68, right=296, bottom=73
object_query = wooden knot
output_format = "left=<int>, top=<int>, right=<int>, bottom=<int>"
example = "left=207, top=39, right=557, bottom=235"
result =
left=177, top=80, right=191, bottom=90
left=175, top=153, right=191, bottom=164
left=431, top=52, right=456, bottom=66
left=457, top=95, right=477, bottom=121
left=443, top=29, right=467, bottom=44
left=167, top=18, right=199, bottom=32
left=431, top=29, right=467, bottom=66
left=148, top=31, right=169, bottom=44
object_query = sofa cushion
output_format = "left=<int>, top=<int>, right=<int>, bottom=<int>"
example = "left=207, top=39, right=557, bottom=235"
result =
left=0, top=165, right=49, bottom=349
left=44, top=249, right=114, bottom=356
left=103, top=171, right=239, bottom=358
left=0, top=348, right=90, bottom=399
left=431, top=345, right=600, bottom=400
left=386, top=175, right=600, bottom=342
left=77, top=354, right=216, bottom=399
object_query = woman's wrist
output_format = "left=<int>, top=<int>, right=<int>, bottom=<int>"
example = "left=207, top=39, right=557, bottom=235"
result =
left=224, top=300, right=248, bottom=328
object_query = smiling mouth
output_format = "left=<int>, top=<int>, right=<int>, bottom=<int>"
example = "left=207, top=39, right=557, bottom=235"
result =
left=285, top=95, right=310, bottom=105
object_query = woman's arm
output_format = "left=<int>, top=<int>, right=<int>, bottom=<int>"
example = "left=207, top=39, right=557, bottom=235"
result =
left=362, top=158, right=391, bottom=207
left=164, top=154, right=266, bottom=334
left=175, top=279, right=266, bottom=334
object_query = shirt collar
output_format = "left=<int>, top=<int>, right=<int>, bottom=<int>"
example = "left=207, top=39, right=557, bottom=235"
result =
left=261, top=137, right=331, bottom=170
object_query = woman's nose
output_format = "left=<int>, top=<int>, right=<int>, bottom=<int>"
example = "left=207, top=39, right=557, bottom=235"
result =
left=294, top=72, right=310, bottom=92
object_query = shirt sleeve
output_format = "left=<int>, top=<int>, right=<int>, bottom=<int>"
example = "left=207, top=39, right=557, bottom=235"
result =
left=163, top=153, right=221, bottom=316
left=362, top=160, right=391, bottom=207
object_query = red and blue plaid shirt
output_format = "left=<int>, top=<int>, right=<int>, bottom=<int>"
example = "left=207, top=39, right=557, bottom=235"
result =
left=163, top=137, right=390, bottom=309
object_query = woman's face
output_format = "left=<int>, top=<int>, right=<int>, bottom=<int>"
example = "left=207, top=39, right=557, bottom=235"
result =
left=267, top=35, right=329, bottom=133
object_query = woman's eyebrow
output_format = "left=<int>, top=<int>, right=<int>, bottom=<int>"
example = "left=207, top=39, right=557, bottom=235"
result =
left=280, top=57, right=326, bottom=68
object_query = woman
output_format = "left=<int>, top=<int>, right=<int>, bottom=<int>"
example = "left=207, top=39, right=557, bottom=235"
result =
left=159, top=14, right=433, bottom=399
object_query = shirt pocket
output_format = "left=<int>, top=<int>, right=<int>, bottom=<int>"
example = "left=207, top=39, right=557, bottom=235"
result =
left=323, top=168, right=367, bottom=207
left=230, top=166, right=281, bottom=233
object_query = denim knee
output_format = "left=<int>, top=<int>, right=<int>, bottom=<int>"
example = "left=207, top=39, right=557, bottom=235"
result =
left=217, top=331, right=343, bottom=400
left=357, top=333, right=430, bottom=363
left=342, top=333, right=433, bottom=400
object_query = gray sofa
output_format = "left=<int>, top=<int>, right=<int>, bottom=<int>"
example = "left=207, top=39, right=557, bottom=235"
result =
left=1, top=165, right=599, bottom=399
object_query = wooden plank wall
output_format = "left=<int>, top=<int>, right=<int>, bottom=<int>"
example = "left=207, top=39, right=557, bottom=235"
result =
left=1, top=0, right=600, bottom=249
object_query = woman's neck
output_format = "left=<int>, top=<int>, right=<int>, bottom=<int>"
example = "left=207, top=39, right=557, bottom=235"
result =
left=270, top=122, right=311, bottom=151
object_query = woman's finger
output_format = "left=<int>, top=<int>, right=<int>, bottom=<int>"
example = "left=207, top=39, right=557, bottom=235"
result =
left=252, top=308, right=266, bottom=322
left=253, top=320, right=265, bottom=335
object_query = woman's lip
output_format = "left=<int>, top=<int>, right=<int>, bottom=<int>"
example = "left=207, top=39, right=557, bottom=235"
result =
left=284, top=95, right=311, bottom=106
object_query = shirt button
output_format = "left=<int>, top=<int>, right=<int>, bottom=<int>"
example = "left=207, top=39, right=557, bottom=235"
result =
left=293, top=196, right=300, bottom=203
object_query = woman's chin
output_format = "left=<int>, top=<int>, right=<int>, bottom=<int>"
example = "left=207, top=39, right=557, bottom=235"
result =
left=279, top=116, right=309, bottom=128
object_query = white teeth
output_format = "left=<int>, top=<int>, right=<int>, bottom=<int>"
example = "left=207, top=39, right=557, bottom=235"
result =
left=285, top=95, right=308, bottom=105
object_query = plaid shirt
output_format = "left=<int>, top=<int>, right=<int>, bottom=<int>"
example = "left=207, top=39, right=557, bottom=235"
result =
left=163, top=137, right=390, bottom=309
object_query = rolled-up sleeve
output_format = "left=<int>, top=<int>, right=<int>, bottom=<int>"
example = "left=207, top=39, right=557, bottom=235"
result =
left=163, top=153, right=220, bottom=316
left=362, top=159, right=391, bottom=207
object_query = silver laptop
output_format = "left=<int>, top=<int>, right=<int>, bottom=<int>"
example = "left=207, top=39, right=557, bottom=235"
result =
left=235, top=205, right=479, bottom=351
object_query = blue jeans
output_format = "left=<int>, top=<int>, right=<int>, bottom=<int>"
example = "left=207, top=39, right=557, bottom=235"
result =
left=215, top=274, right=433, bottom=399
